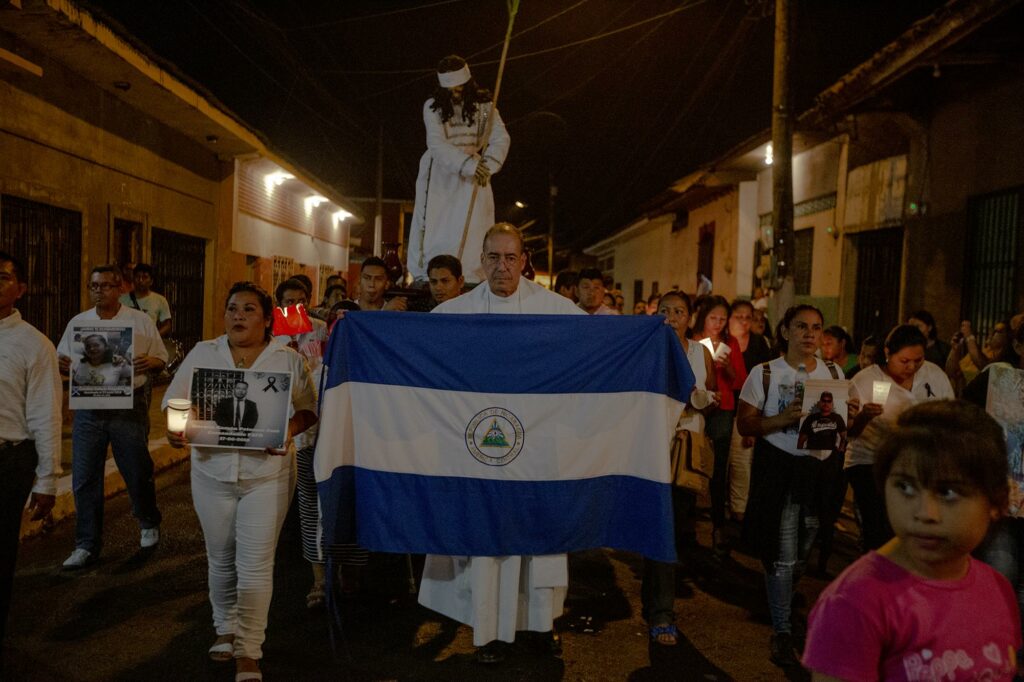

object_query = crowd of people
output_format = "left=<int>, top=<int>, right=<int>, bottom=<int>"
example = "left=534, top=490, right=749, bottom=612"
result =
left=4, top=50, right=1021, bottom=681
left=3, top=232, right=1023, bottom=680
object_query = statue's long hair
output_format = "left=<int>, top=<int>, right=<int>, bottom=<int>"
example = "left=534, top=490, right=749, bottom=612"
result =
left=429, top=55, right=491, bottom=125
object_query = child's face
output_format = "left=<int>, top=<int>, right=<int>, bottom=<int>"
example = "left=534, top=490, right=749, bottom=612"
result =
left=884, top=454, right=1000, bottom=579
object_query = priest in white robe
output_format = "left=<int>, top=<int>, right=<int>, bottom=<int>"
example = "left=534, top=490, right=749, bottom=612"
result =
left=419, top=223, right=583, bottom=663
left=406, top=55, right=511, bottom=285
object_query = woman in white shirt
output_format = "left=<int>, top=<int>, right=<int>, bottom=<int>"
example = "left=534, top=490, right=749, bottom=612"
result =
left=846, top=324, right=954, bottom=552
left=642, top=291, right=716, bottom=646
left=736, top=305, right=850, bottom=668
left=164, top=282, right=317, bottom=682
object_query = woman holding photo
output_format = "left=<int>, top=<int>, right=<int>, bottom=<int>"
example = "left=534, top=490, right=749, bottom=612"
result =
left=163, top=281, right=317, bottom=682
left=736, top=305, right=851, bottom=669
left=72, top=333, right=131, bottom=387
left=845, top=324, right=954, bottom=554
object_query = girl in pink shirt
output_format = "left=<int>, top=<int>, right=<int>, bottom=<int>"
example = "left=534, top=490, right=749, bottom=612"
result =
left=803, top=400, right=1021, bottom=681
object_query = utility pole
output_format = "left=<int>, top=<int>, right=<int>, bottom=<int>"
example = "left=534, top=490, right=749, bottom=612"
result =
left=374, top=124, right=383, bottom=257
left=547, top=172, right=556, bottom=289
left=770, top=0, right=795, bottom=320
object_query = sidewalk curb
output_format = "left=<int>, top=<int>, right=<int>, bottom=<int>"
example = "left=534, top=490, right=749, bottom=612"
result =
left=19, top=440, right=189, bottom=540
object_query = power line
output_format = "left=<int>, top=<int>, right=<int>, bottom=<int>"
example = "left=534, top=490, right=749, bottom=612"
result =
left=328, top=0, right=707, bottom=76
left=287, top=0, right=472, bottom=31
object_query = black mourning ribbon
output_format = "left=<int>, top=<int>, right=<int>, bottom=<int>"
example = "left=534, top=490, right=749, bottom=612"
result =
left=924, top=382, right=935, bottom=398
left=263, top=376, right=279, bottom=393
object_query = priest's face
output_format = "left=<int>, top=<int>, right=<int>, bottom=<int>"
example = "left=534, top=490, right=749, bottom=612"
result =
left=481, top=232, right=525, bottom=298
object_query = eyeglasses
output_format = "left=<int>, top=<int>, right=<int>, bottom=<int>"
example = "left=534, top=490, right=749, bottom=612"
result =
left=484, top=254, right=520, bottom=267
left=89, top=283, right=119, bottom=292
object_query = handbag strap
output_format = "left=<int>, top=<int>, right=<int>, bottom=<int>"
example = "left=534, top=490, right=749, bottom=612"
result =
left=761, top=361, right=772, bottom=416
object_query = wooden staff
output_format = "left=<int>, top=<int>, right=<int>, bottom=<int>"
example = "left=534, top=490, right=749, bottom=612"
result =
left=456, top=0, right=521, bottom=261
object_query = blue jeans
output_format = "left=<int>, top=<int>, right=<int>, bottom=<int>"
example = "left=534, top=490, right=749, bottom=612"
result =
left=71, top=390, right=161, bottom=555
left=978, top=517, right=1024, bottom=636
left=765, top=495, right=819, bottom=634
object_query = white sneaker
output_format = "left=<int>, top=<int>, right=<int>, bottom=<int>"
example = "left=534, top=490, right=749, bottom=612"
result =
left=140, top=528, right=160, bottom=548
left=62, top=548, right=94, bottom=570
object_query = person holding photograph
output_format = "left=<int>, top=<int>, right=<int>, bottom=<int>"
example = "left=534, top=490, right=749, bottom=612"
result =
left=57, top=265, right=167, bottom=571
left=163, top=281, right=317, bottom=682
left=736, top=305, right=850, bottom=668
left=72, top=333, right=132, bottom=387
left=846, top=324, right=954, bottom=553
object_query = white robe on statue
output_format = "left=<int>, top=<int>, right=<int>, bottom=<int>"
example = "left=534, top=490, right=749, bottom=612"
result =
left=406, top=99, right=510, bottom=284
left=418, top=278, right=583, bottom=645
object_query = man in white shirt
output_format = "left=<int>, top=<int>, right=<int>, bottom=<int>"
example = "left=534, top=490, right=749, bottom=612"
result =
left=0, top=252, right=62, bottom=648
left=420, top=224, right=582, bottom=664
left=120, top=263, right=172, bottom=338
left=577, top=268, right=620, bottom=315
left=57, top=265, right=167, bottom=570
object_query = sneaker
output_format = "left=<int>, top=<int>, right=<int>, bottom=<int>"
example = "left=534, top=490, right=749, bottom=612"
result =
left=770, top=632, right=800, bottom=668
left=62, top=548, right=95, bottom=570
left=140, top=528, right=160, bottom=548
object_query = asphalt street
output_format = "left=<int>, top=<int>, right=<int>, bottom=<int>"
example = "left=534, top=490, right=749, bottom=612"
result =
left=4, top=461, right=859, bottom=681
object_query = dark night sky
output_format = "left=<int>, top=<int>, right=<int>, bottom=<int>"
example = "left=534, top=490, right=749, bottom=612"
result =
left=81, top=0, right=946, bottom=250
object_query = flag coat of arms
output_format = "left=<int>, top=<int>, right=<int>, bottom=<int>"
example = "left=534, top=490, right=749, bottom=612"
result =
left=314, top=312, right=695, bottom=563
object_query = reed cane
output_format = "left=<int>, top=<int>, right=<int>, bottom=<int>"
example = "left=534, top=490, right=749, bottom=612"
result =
left=456, top=0, right=520, bottom=261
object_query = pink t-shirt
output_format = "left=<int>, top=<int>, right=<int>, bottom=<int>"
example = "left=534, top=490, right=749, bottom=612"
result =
left=803, top=552, right=1021, bottom=681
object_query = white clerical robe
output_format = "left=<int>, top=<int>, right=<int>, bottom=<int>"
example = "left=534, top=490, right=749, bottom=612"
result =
left=406, top=99, right=510, bottom=284
left=418, top=278, right=583, bottom=645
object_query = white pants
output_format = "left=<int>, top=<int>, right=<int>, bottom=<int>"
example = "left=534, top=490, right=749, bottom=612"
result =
left=191, top=465, right=295, bottom=660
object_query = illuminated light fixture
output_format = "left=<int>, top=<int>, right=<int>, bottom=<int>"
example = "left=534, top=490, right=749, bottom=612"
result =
left=514, top=200, right=527, bottom=209
left=764, top=142, right=774, bottom=166
left=263, top=171, right=294, bottom=194
left=304, top=195, right=328, bottom=216
left=332, top=209, right=353, bottom=228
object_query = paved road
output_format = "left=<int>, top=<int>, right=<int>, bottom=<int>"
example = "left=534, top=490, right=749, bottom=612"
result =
left=5, top=462, right=860, bottom=681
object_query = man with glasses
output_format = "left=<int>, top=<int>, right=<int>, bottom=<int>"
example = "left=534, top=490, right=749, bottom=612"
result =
left=56, top=265, right=167, bottom=569
left=420, top=223, right=581, bottom=664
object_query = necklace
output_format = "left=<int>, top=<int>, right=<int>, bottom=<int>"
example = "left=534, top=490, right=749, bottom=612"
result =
left=229, top=341, right=265, bottom=369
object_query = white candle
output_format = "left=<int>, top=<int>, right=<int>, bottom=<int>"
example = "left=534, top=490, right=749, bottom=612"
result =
left=871, top=381, right=892, bottom=406
left=166, top=399, right=191, bottom=435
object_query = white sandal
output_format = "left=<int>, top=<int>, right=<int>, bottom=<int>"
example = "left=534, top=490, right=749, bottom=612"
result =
left=208, top=639, right=234, bottom=662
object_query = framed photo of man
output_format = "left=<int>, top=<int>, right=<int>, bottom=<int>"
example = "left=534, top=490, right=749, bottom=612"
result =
left=185, top=367, right=293, bottom=450
left=797, top=379, right=850, bottom=460
left=68, top=321, right=135, bottom=409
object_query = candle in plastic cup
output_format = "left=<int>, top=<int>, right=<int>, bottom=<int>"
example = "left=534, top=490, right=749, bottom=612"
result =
left=871, top=381, right=892, bottom=406
left=714, top=343, right=731, bottom=363
left=167, top=399, right=191, bottom=435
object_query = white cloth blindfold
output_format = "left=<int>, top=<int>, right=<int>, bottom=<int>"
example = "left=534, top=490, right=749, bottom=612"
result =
left=437, top=64, right=471, bottom=88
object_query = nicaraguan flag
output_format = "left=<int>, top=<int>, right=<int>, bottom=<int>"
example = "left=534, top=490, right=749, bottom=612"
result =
left=314, top=312, right=695, bottom=563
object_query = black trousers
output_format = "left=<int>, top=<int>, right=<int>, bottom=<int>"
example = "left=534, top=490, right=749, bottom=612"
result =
left=0, top=440, right=38, bottom=647
left=847, top=464, right=893, bottom=551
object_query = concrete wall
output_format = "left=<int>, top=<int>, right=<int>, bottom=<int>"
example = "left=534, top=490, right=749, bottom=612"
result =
left=0, top=78, right=222, bottom=325
left=903, top=74, right=1024, bottom=336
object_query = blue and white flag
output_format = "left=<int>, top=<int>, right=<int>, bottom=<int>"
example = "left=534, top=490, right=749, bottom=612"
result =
left=314, top=312, right=695, bottom=563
